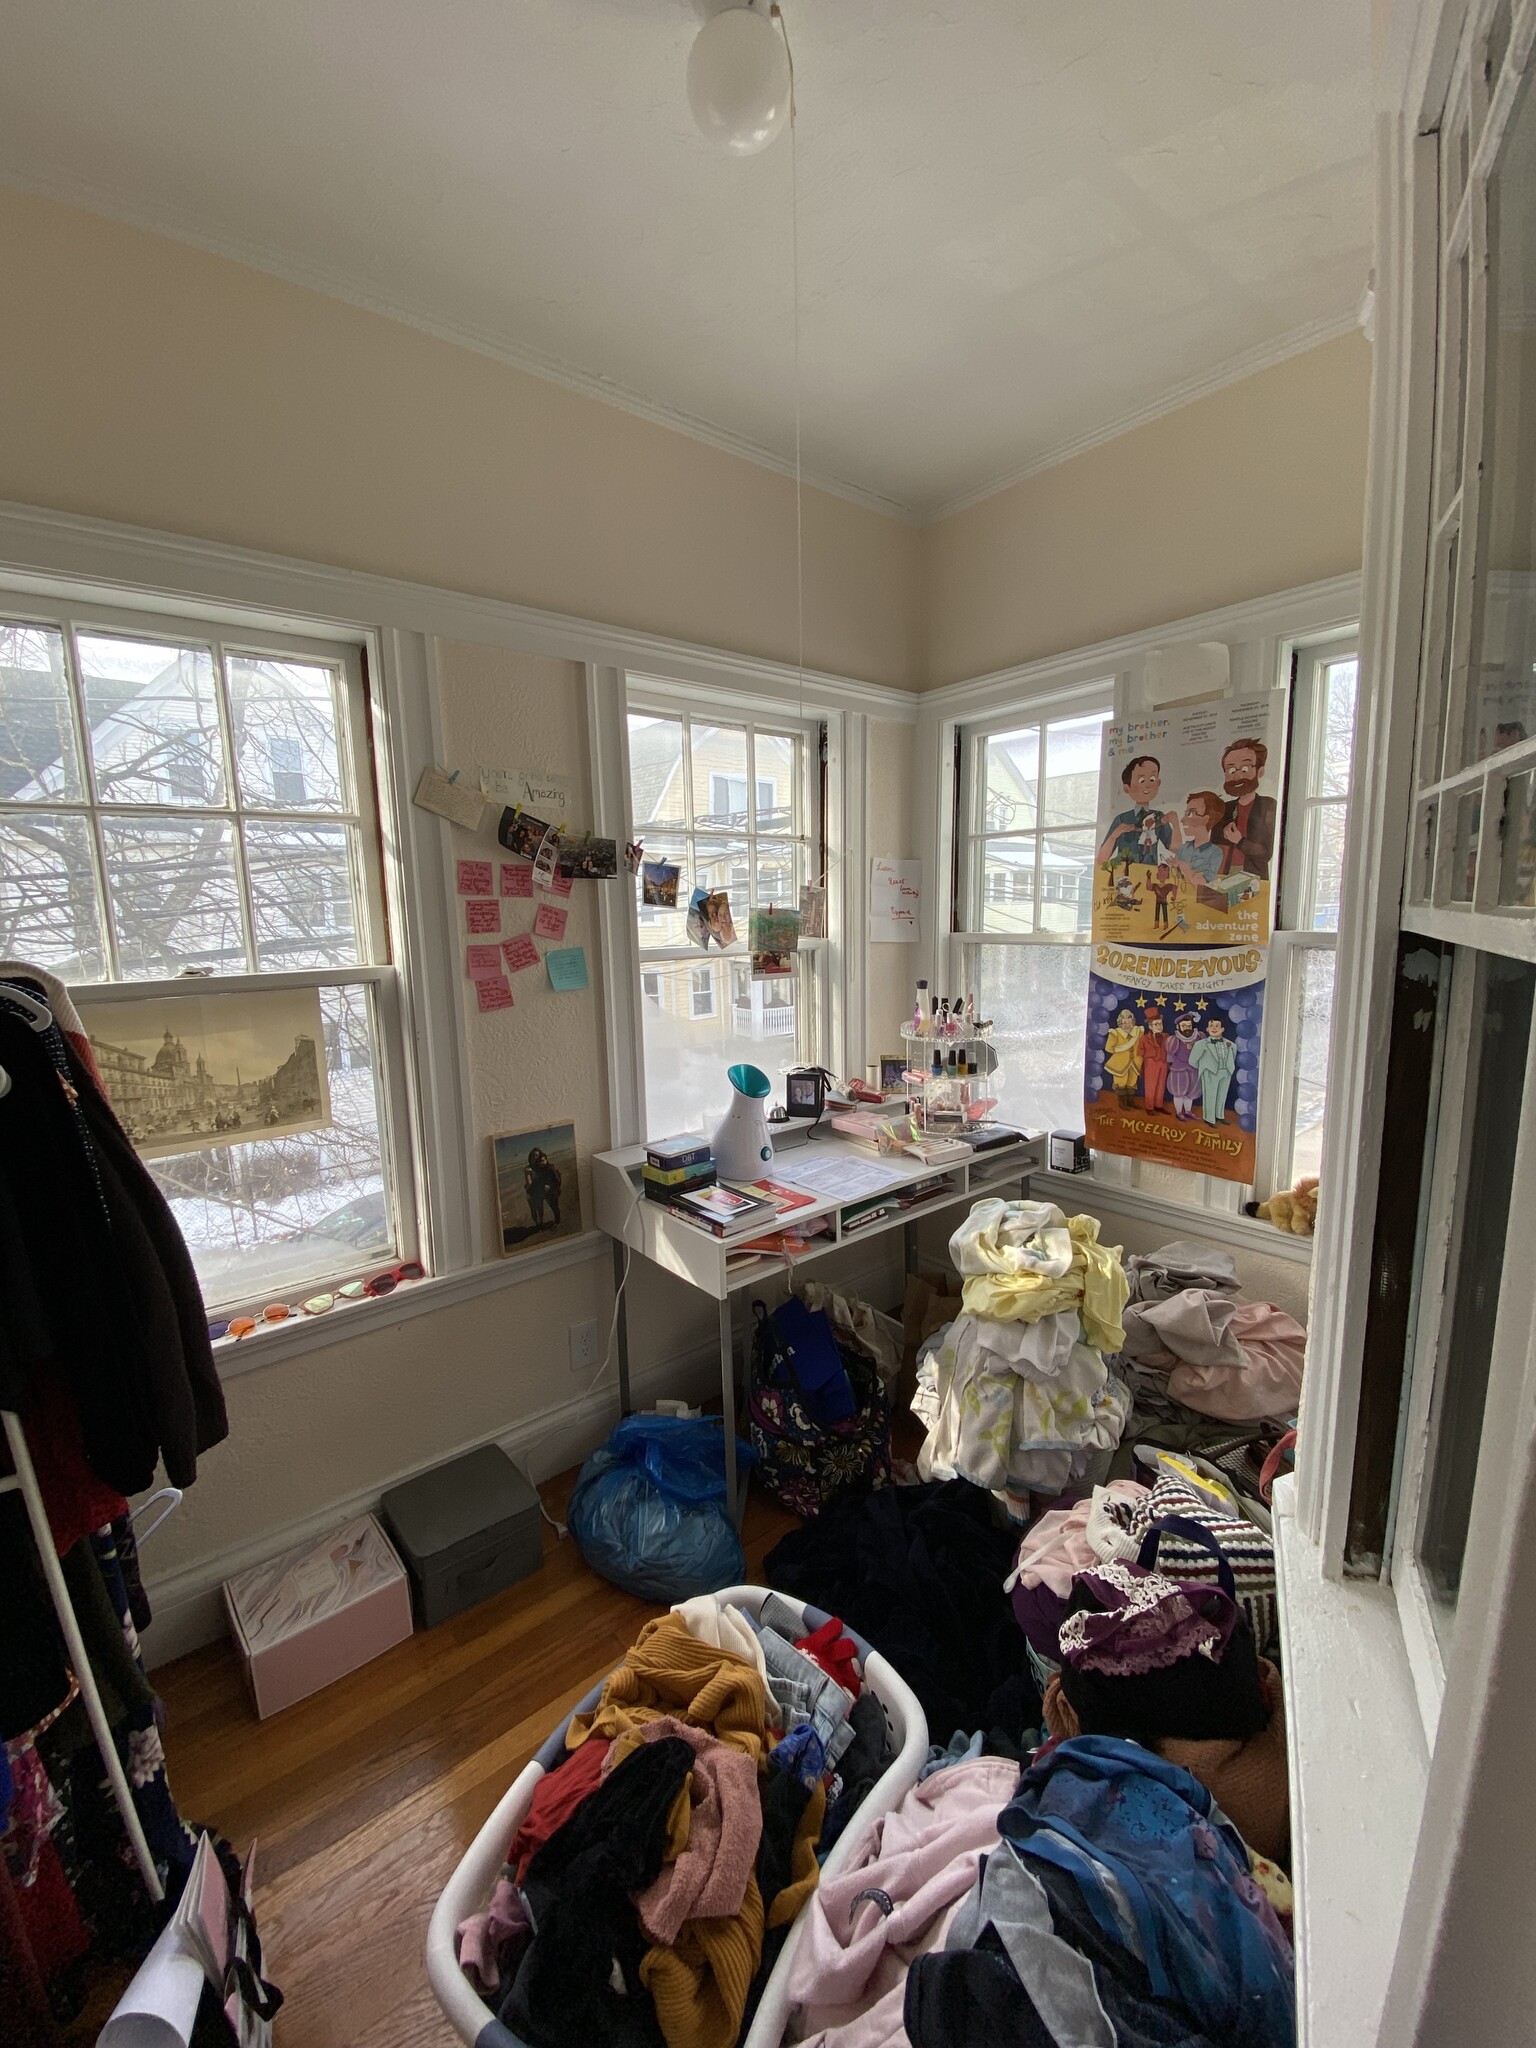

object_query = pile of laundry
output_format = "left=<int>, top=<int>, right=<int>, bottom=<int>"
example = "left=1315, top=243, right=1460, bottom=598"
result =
left=778, top=1556, right=1295, bottom=2048
left=910, top=1200, right=1133, bottom=1523
left=455, top=1595, right=892, bottom=2048
left=1112, top=1241, right=1306, bottom=1438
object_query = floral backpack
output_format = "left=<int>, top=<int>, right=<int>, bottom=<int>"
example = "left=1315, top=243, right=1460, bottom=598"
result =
left=746, top=1298, right=892, bottom=1517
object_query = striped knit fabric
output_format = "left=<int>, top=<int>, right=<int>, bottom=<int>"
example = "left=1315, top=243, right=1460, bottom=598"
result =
left=566, top=1615, right=772, bottom=1764
left=1104, top=1475, right=1278, bottom=1658
left=641, top=1874, right=765, bottom=2048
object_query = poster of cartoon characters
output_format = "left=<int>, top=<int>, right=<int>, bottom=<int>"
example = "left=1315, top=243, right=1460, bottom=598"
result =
left=1090, top=697, right=1281, bottom=950
left=1083, top=940, right=1265, bottom=1183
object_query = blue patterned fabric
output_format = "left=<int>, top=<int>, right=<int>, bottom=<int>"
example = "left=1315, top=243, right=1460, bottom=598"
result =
left=999, top=1736, right=1293, bottom=2048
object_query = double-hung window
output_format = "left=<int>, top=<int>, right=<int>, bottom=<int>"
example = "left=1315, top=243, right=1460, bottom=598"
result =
left=626, top=685, right=828, bottom=1138
left=0, top=599, right=413, bottom=1314
left=1263, top=636, right=1360, bottom=1188
left=952, top=700, right=1110, bottom=1134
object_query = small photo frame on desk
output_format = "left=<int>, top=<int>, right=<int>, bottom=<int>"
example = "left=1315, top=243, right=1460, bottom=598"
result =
left=878, top=1054, right=908, bottom=1093
left=493, top=1120, right=582, bottom=1255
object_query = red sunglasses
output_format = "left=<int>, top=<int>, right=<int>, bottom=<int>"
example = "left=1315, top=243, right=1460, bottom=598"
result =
left=337, top=1260, right=426, bottom=1301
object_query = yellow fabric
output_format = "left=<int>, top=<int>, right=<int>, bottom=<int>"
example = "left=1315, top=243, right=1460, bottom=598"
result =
left=960, top=1213, right=1128, bottom=1352
left=765, top=1780, right=826, bottom=1931
left=641, top=1873, right=765, bottom=2048
left=566, top=1615, right=771, bottom=1763
left=1104, top=1023, right=1143, bottom=1090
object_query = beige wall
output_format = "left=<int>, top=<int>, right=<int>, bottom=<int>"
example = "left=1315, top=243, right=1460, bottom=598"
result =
left=0, top=187, right=922, bottom=690
left=922, top=333, right=1373, bottom=689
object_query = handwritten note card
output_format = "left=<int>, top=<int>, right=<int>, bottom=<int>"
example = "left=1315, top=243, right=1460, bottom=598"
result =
left=456, top=859, right=494, bottom=896
left=546, top=946, right=589, bottom=992
left=466, top=944, right=502, bottom=978
left=540, top=868, right=573, bottom=898
left=414, top=765, right=486, bottom=832
left=533, top=903, right=568, bottom=941
left=465, top=899, right=501, bottom=935
left=475, top=976, right=514, bottom=1013
left=870, top=857, right=921, bottom=943
left=502, top=934, right=540, bottom=974
left=500, top=862, right=533, bottom=898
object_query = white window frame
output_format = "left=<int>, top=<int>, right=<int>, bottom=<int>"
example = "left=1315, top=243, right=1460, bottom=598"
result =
left=618, top=676, right=839, bottom=1141
left=1255, top=632, right=1361, bottom=1197
left=950, top=684, right=1112, bottom=1137
left=0, top=589, right=421, bottom=1315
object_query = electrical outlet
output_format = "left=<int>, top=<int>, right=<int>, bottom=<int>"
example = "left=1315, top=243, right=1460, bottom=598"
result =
left=569, top=1319, right=601, bottom=1371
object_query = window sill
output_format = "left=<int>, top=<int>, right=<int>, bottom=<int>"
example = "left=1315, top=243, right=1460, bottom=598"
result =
left=1272, top=1476, right=1428, bottom=2048
left=208, top=1230, right=607, bottom=1378
left=1026, top=1168, right=1315, bottom=1264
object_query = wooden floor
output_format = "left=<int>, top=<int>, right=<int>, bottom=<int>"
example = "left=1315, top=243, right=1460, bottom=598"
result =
left=156, top=1471, right=801, bottom=2048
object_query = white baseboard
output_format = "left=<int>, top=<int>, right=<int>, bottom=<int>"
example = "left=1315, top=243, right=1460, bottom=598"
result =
left=138, top=1341, right=721, bottom=1669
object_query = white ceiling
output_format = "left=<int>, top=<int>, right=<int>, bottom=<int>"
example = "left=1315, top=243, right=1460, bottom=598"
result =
left=0, top=0, right=1373, bottom=519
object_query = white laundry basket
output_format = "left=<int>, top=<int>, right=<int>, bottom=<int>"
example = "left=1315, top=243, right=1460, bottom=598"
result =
left=426, top=1583, right=928, bottom=2048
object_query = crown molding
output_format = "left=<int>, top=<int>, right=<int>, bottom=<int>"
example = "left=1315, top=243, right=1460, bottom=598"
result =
left=0, top=169, right=916, bottom=526
left=919, top=312, right=1364, bottom=524
left=0, top=498, right=920, bottom=716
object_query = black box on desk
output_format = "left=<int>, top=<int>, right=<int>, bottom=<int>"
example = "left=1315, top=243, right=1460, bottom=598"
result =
left=381, top=1444, right=542, bottom=1629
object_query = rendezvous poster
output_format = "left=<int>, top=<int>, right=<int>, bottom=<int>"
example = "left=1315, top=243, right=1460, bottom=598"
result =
left=1083, top=940, right=1266, bottom=1185
left=1089, top=695, right=1281, bottom=951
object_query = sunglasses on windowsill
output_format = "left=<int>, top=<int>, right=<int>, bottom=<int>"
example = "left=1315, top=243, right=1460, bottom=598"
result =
left=338, top=1261, right=426, bottom=1301
left=209, top=1264, right=425, bottom=1338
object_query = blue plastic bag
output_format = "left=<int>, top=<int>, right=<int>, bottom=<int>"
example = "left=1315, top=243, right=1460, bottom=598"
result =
left=567, top=1414, right=757, bottom=1603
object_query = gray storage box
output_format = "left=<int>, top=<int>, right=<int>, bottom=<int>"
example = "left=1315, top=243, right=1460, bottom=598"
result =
left=381, top=1445, right=543, bottom=1629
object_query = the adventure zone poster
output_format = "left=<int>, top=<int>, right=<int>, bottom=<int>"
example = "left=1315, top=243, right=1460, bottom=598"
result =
left=1083, top=941, right=1265, bottom=1184
left=1090, top=697, right=1281, bottom=951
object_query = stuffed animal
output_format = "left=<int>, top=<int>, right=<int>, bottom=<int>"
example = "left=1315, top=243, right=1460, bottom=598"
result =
left=1244, top=1176, right=1319, bottom=1236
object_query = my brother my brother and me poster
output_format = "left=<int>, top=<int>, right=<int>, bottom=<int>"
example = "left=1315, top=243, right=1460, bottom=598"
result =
left=1083, top=692, right=1279, bottom=1184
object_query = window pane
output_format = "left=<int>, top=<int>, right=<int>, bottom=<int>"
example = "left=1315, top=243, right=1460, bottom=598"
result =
left=984, top=728, right=1038, bottom=833
left=102, top=815, right=246, bottom=975
left=693, top=725, right=750, bottom=830
left=1309, top=803, right=1349, bottom=932
left=1289, top=948, right=1336, bottom=1182
left=1500, top=769, right=1536, bottom=907
left=628, top=714, right=685, bottom=830
left=1472, top=63, right=1536, bottom=768
left=146, top=984, right=394, bottom=1310
left=0, top=811, right=106, bottom=979
left=639, top=957, right=806, bottom=1137
left=229, top=656, right=345, bottom=812
left=693, top=836, right=751, bottom=938
left=970, top=941, right=1090, bottom=1135
left=246, top=819, right=359, bottom=969
left=0, top=622, right=83, bottom=802
left=79, top=634, right=226, bottom=807
left=980, top=839, right=1037, bottom=932
left=1319, top=660, right=1358, bottom=798
left=755, top=846, right=798, bottom=917
left=1039, top=828, right=1096, bottom=934
left=1041, top=712, right=1108, bottom=827
left=1451, top=790, right=1481, bottom=903
left=754, top=733, right=795, bottom=834
left=1418, top=953, right=1536, bottom=1636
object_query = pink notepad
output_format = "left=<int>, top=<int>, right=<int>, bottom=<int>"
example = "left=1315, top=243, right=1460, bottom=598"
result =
left=533, top=902, right=568, bottom=941
left=456, top=858, right=493, bottom=896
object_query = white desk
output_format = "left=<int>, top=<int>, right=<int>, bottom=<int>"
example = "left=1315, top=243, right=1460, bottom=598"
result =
left=591, top=1126, right=1044, bottom=1519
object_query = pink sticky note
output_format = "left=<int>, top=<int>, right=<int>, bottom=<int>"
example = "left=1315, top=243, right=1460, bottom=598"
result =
left=500, top=862, right=533, bottom=898
left=465, top=899, right=501, bottom=934
left=457, top=858, right=493, bottom=896
left=474, top=975, right=514, bottom=1012
left=502, top=934, right=540, bottom=974
left=533, top=902, right=568, bottom=941
left=542, top=868, right=573, bottom=898
left=466, top=944, right=502, bottom=977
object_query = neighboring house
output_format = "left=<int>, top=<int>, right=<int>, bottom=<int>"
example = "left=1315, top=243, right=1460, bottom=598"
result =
left=981, top=732, right=1097, bottom=935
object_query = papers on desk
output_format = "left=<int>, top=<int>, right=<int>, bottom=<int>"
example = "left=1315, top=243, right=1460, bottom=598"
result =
left=768, top=1151, right=915, bottom=1201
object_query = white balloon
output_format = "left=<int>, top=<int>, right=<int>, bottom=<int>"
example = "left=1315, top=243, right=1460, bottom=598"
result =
left=686, top=5, right=792, bottom=157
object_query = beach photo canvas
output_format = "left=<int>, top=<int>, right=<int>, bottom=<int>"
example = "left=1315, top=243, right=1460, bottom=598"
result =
left=493, top=1119, right=582, bottom=1255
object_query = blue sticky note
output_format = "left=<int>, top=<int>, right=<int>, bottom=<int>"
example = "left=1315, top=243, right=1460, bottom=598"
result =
left=546, top=946, right=589, bottom=992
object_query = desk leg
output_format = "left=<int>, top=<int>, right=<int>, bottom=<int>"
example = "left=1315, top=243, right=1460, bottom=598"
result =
left=719, top=1294, right=743, bottom=1527
left=614, top=1237, right=632, bottom=1417
left=904, top=1220, right=918, bottom=1277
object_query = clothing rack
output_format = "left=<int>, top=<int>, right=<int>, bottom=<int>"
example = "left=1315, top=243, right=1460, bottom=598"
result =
left=1, top=1408, right=164, bottom=1901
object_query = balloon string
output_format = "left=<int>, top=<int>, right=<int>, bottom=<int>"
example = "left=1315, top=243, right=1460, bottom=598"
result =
left=774, top=4, right=804, bottom=733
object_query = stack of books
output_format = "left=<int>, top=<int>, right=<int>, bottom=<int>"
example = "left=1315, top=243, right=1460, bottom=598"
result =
left=643, top=1134, right=716, bottom=1204
left=665, top=1182, right=781, bottom=1238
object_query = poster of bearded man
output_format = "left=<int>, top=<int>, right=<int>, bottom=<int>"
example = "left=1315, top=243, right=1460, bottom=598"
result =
left=1090, top=693, right=1284, bottom=950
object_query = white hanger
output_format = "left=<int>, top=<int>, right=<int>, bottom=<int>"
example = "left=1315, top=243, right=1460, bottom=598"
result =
left=0, top=980, right=55, bottom=1097
left=129, top=1486, right=184, bottom=1545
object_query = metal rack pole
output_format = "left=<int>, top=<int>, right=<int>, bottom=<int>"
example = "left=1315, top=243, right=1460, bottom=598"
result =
left=1, top=1409, right=164, bottom=1902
